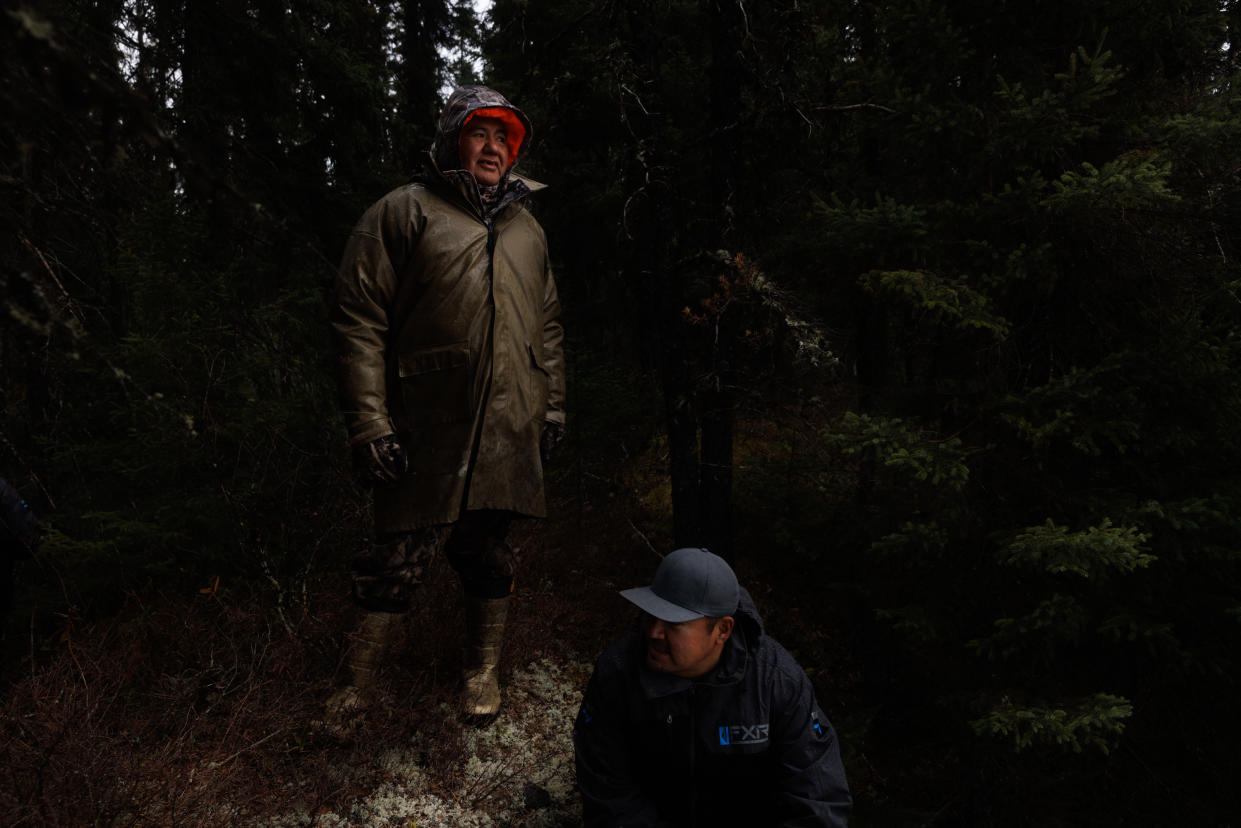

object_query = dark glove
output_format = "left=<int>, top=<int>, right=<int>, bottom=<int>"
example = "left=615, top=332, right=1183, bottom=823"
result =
left=354, top=434, right=408, bottom=487
left=539, top=421, right=565, bottom=465
left=0, top=477, right=38, bottom=559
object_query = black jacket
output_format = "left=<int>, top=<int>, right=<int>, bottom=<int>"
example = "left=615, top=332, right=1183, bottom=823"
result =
left=574, top=589, right=851, bottom=827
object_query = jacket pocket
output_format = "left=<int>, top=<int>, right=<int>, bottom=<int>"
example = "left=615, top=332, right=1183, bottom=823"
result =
left=397, top=342, right=472, bottom=426
left=526, top=342, right=550, bottom=420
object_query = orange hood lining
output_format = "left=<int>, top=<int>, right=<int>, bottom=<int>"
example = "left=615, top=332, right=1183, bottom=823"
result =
left=462, top=107, right=527, bottom=167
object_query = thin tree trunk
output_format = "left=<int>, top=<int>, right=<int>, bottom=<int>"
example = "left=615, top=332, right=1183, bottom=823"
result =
left=181, top=0, right=232, bottom=249
left=699, top=0, right=745, bottom=561
left=623, top=0, right=701, bottom=546
left=400, top=0, right=450, bottom=174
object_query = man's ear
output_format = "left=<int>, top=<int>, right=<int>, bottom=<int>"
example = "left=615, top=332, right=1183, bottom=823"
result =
left=715, top=616, right=735, bottom=644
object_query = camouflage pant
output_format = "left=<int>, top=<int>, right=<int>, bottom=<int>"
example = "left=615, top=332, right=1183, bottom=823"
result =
left=351, top=509, right=516, bottom=612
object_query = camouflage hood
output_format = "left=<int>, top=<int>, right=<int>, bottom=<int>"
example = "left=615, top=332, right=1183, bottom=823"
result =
left=430, top=85, right=534, bottom=177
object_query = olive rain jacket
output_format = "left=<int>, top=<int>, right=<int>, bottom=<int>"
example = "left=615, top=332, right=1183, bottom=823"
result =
left=574, top=589, right=851, bottom=827
left=332, top=87, right=565, bottom=533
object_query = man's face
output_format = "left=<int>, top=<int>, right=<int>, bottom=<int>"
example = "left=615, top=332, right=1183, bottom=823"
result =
left=458, top=116, right=511, bottom=187
left=643, top=614, right=734, bottom=679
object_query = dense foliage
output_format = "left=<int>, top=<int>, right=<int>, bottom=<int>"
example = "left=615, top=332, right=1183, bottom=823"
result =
left=4, top=0, right=1240, bottom=824
left=492, top=0, right=1241, bottom=822
left=3, top=0, right=480, bottom=608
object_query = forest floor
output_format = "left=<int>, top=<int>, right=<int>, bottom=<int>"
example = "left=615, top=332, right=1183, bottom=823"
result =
left=0, top=423, right=908, bottom=826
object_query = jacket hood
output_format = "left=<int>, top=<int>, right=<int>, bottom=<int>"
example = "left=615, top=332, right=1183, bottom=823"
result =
left=716, top=586, right=764, bottom=682
left=733, top=586, right=764, bottom=640
left=431, top=85, right=534, bottom=175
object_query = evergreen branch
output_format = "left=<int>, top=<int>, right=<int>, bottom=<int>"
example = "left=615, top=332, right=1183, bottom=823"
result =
left=971, top=693, right=1133, bottom=754
left=1000, top=519, right=1155, bottom=578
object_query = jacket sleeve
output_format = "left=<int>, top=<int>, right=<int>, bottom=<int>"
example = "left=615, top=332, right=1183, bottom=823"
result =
left=769, top=656, right=853, bottom=827
left=331, top=195, right=409, bottom=446
left=573, top=657, right=674, bottom=828
left=541, top=258, right=566, bottom=426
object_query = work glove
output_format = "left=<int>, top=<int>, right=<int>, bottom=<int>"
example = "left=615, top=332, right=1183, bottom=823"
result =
left=539, top=421, right=565, bottom=465
left=354, top=434, right=408, bottom=487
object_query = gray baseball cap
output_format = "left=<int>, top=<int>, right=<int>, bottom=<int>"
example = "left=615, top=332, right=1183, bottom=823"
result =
left=620, top=548, right=740, bottom=622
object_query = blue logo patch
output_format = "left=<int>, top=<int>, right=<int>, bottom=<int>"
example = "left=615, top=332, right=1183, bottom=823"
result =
left=718, top=723, right=769, bottom=746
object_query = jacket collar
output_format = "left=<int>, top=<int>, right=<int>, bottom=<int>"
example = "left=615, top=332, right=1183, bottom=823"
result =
left=419, top=152, right=544, bottom=221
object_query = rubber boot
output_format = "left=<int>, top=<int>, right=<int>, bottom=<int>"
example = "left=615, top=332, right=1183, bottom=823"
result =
left=321, top=610, right=401, bottom=736
left=461, top=594, right=510, bottom=720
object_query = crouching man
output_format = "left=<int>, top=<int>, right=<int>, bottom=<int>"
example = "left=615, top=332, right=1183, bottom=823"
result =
left=573, top=547, right=851, bottom=827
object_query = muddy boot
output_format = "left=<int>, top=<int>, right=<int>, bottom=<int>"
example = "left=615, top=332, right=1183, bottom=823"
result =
left=321, top=610, right=401, bottom=736
left=461, top=594, right=510, bottom=721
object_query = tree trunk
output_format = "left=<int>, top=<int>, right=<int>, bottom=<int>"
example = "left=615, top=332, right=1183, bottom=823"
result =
left=699, top=0, right=746, bottom=562
left=622, top=0, right=702, bottom=547
left=400, top=0, right=450, bottom=174
left=180, top=0, right=233, bottom=250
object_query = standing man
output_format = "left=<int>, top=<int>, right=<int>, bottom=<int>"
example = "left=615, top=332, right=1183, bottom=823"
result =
left=329, top=85, right=565, bottom=726
left=574, top=548, right=851, bottom=826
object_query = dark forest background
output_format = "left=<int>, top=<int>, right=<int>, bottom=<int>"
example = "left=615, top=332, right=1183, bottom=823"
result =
left=3, top=0, right=1241, bottom=825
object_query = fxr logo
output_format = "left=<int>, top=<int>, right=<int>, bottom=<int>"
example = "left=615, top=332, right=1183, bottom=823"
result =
left=718, top=723, right=769, bottom=746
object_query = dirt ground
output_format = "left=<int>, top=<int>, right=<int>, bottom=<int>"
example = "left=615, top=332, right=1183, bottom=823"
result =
left=0, top=439, right=869, bottom=826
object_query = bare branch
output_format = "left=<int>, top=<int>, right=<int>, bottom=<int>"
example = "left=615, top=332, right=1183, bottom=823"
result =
left=809, top=102, right=898, bottom=114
